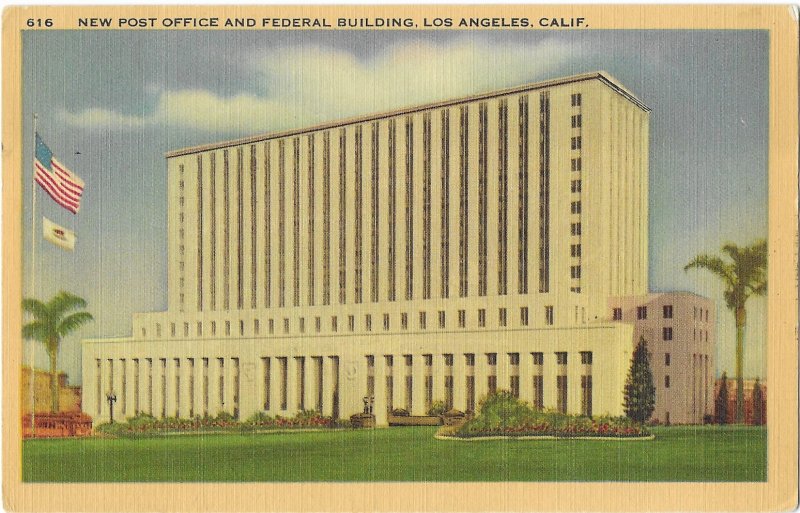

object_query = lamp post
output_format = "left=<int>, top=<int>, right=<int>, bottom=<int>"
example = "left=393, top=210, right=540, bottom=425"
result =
left=362, top=396, right=374, bottom=415
left=106, top=391, right=117, bottom=424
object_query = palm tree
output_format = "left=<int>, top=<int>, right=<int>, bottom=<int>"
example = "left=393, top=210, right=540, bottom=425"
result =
left=685, top=239, right=767, bottom=423
left=22, top=291, right=93, bottom=413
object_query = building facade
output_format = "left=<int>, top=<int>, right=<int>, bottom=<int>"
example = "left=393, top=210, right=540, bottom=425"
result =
left=609, top=293, right=716, bottom=424
left=83, top=71, right=679, bottom=425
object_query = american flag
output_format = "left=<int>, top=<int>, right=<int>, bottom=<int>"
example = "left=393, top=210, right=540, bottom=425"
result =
left=34, top=133, right=84, bottom=214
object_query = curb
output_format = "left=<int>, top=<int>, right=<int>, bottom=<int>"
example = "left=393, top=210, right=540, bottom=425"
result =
left=434, top=434, right=656, bottom=441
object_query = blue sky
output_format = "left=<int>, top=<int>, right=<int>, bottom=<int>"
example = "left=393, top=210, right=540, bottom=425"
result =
left=21, top=30, right=768, bottom=384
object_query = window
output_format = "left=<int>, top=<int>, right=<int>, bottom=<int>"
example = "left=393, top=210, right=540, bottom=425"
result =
left=571, top=136, right=582, bottom=150
left=571, top=180, right=581, bottom=193
left=170, top=323, right=176, bottom=337
left=211, top=321, right=217, bottom=336
left=438, top=310, right=446, bottom=329
left=704, top=309, right=708, bottom=322
left=636, top=306, right=647, bottom=320
left=499, top=308, right=507, bottom=327
left=419, top=311, right=427, bottom=330
left=580, top=351, right=593, bottom=365
left=458, top=309, right=466, bottom=328
left=663, top=305, right=673, bottom=319
left=282, top=318, right=289, bottom=334
left=613, top=308, right=622, bottom=320
left=478, top=309, right=486, bottom=327
left=383, top=313, right=390, bottom=331
left=299, top=317, right=306, bottom=333
left=570, top=244, right=581, bottom=257
left=571, top=157, right=582, bottom=172
left=665, top=375, right=670, bottom=388
left=571, top=93, right=582, bottom=106
left=521, top=307, right=529, bottom=326
left=253, top=319, right=259, bottom=335
left=348, top=315, right=355, bottom=332
left=225, top=320, right=231, bottom=336
left=571, top=114, right=582, bottom=128
left=570, top=201, right=581, bottom=214
left=487, top=353, right=497, bottom=366
left=571, top=266, right=581, bottom=279
left=545, top=306, right=554, bottom=326
left=331, top=316, right=338, bottom=332
left=556, top=352, right=567, bottom=365
left=401, top=313, right=408, bottom=330
left=571, top=223, right=582, bottom=236
left=665, top=353, right=671, bottom=366
left=315, top=316, right=321, bottom=333
left=268, top=319, right=274, bottom=334
left=365, top=314, right=372, bottom=332
left=663, top=327, right=673, bottom=341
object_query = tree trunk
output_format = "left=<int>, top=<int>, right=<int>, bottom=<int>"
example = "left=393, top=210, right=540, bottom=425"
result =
left=735, top=306, right=746, bottom=424
left=48, top=344, right=60, bottom=413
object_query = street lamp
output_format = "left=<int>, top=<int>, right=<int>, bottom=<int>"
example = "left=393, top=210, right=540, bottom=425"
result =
left=106, top=391, right=117, bottom=424
left=363, top=396, right=374, bottom=415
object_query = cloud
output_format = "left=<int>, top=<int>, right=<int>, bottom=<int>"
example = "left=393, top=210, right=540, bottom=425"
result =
left=60, top=37, right=579, bottom=135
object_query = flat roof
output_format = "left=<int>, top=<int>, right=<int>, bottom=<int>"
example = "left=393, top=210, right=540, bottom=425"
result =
left=166, top=71, right=650, bottom=158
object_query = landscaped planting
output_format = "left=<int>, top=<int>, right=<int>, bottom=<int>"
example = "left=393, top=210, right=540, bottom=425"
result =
left=95, top=410, right=348, bottom=437
left=449, top=391, right=650, bottom=439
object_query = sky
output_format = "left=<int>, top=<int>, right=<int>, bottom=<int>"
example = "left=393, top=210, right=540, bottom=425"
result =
left=20, top=29, right=769, bottom=384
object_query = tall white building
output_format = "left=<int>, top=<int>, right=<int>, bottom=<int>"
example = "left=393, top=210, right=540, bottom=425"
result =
left=83, top=71, right=712, bottom=425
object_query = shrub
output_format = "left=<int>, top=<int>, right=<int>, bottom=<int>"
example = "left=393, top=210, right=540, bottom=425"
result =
left=455, top=391, right=649, bottom=438
left=427, top=400, right=448, bottom=416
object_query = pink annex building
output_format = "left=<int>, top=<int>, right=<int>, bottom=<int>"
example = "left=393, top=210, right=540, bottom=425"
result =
left=609, top=292, right=715, bottom=424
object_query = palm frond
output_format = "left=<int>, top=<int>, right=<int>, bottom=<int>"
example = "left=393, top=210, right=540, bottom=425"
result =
left=57, top=311, right=94, bottom=337
left=22, top=320, right=50, bottom=342
left=22, top=298, right=49, bottom=319
left=684, top=254, right=735, bottom=285
left=48, top=291, right=88, bottom=318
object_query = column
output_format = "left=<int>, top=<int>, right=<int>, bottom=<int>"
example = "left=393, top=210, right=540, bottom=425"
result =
left=295, top=357, right=306, bottom=412
left=284, top=356, right=296, bottom=416
left=317, top=356, right=329, bottom=417
left=432, top=353, right=446, bottom=404
left=373, top=354, right=387, bottom=426
left=453, top=353, right=467, bottom=412
left=411, top=354, right=426, bottom=415
left=519, top=351, right=533, bottom=404
left=474, top=353, right=489, bottom=408
left=497, top=352, right=511, bottom=395
left=543, top=353, right=557, bottom=410
left=166, top=358, right=179, bottom=418
left=329, top=356, right=341, bottom=421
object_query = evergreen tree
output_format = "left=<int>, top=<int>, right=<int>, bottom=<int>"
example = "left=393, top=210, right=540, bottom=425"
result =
left=715, top=372, right=729, bottom=424
left=751, top=378, right=764, bottom=425
left=623, top=337, right=656, bottom=424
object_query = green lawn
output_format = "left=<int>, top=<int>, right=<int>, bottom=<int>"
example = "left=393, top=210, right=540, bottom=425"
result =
left=22, top=425, right=766, bottom=482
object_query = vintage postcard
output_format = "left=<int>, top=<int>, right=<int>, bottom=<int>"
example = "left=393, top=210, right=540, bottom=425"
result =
left=2, top=4, right=797, bottom=512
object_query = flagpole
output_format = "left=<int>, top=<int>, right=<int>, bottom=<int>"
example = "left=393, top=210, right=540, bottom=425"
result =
left=29, top=113, right=38, bottom=437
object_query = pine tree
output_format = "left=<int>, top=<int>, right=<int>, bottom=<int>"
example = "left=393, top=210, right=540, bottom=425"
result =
left=751, top=378, right=764, bottom=425
left=623, top=337, right=656, bottom=424
left=715, top=372, right=729, bottom=424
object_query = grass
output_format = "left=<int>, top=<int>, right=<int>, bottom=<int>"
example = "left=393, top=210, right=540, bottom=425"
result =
left=22, top=425, right=766, bottom=482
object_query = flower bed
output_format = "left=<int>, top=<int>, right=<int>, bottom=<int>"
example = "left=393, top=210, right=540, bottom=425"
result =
left=96, top=411, right=349, bottom=437
left=444, top=391, right=651, bottom=439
